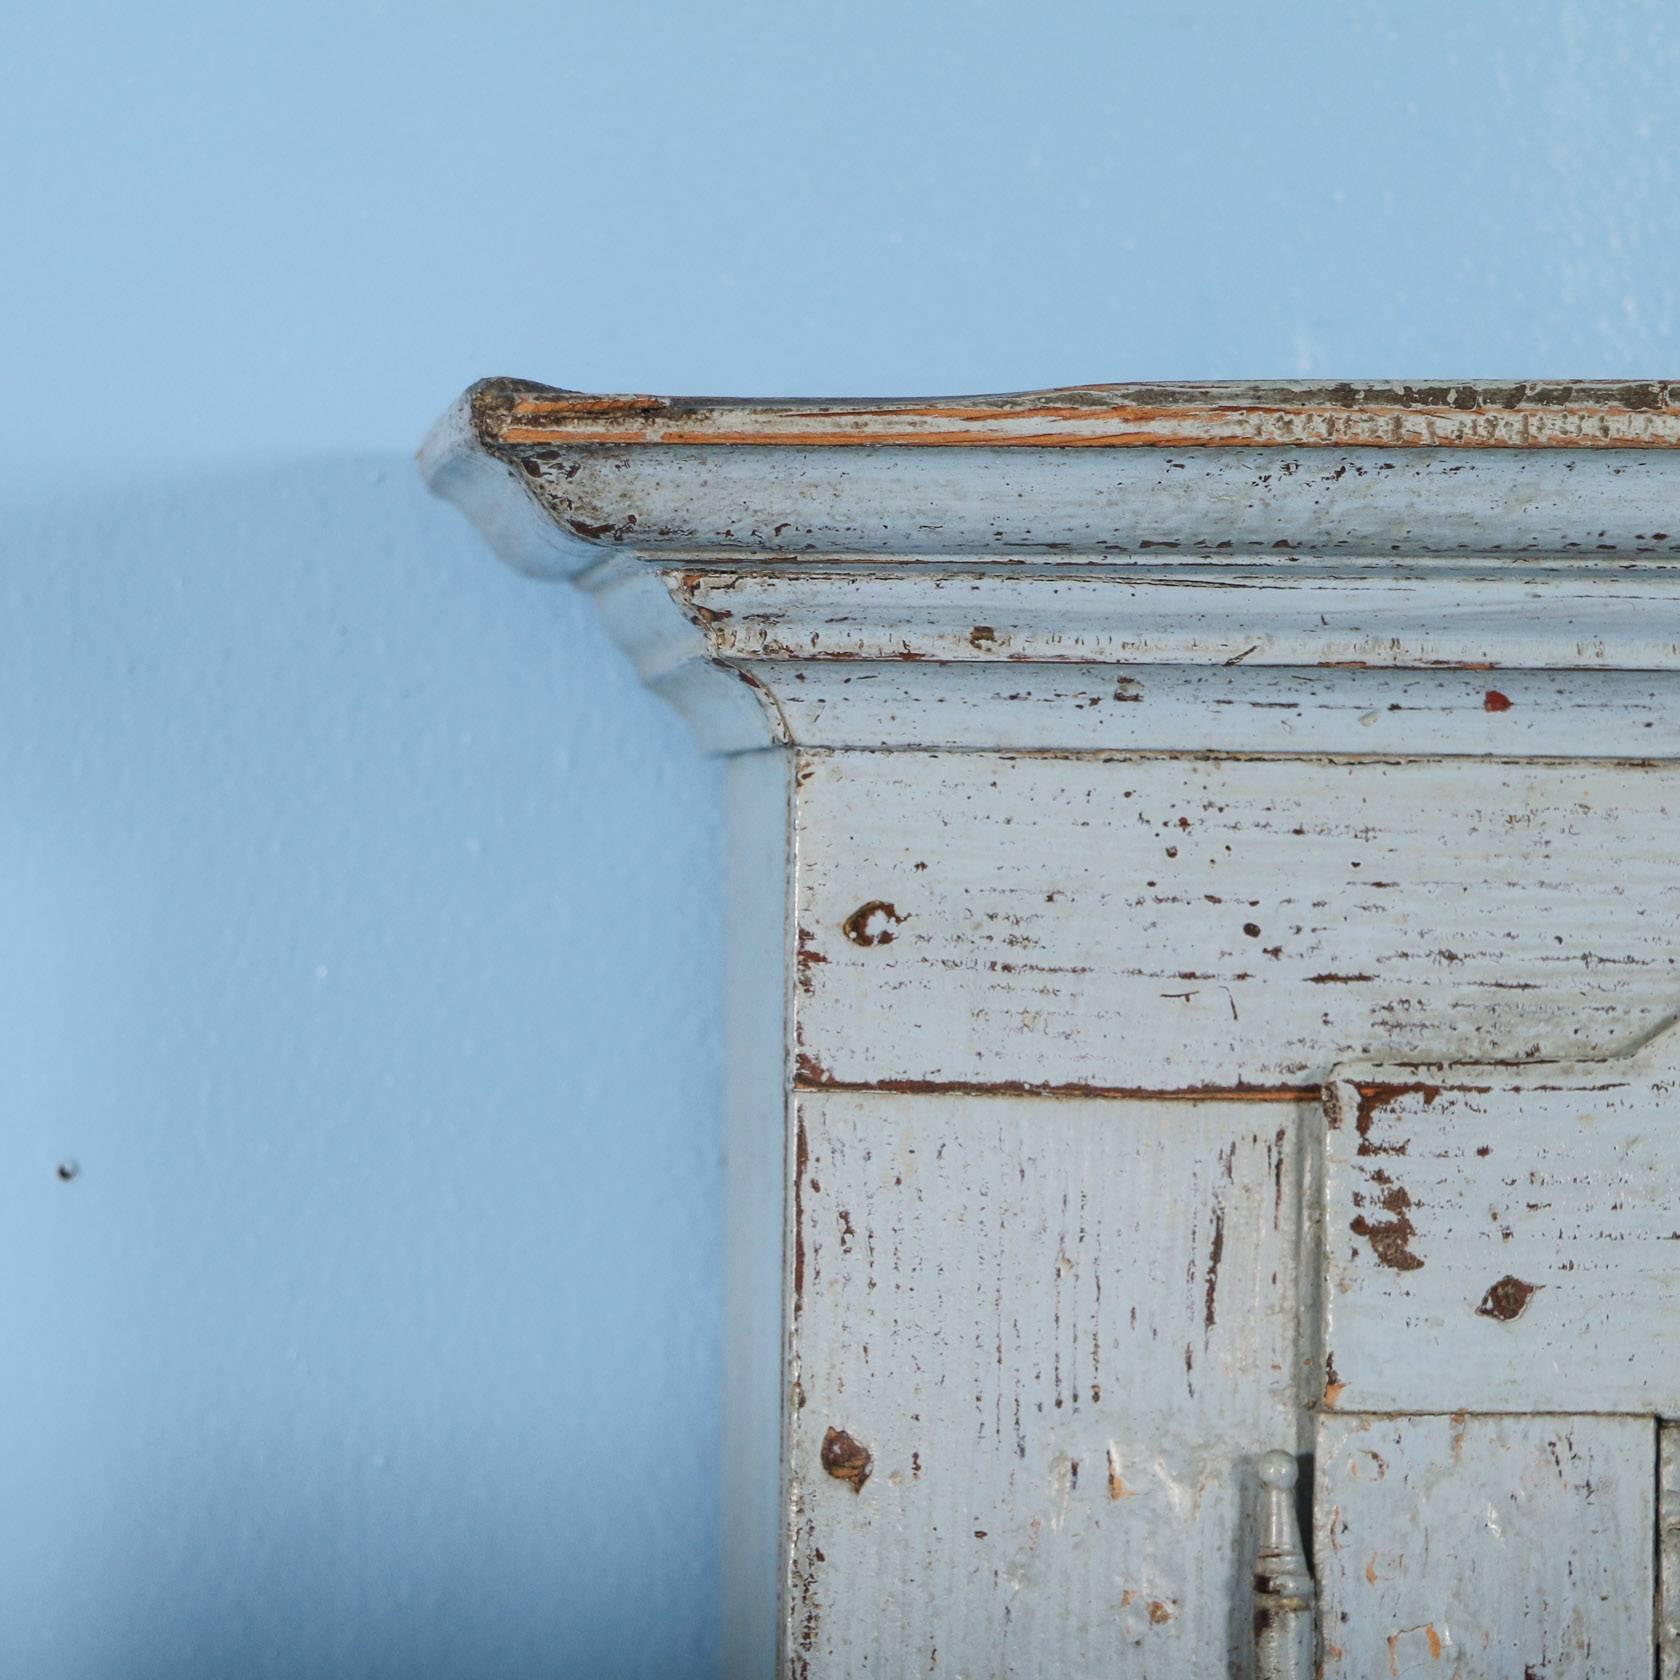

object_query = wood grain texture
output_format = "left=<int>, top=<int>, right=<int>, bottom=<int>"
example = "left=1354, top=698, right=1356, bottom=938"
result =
left=679, top=565, right=1680, bottom=671
left=502, top=446, right=1680, bottom=565
left=477, top=378, right=1680, bottom=450
left=741, top=661, right=1680, bottom=755
left=793, top=752, right=1680, bottom=1092
left=1323, top=1028, right=1680, bottom=1414
left=788, top=1090, right=1302, bottom=1678
left=423, top=376, right=1680, bottom=1671
left=1663, top=1423, right=1680, bottom=1679
left=426, top=382, right=1680, bottom=572
left=1315, top=1412, right=1654, bottom=1678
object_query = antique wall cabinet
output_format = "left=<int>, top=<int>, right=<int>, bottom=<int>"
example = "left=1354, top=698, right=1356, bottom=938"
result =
left=424, top=380, right=1680, bottom=1678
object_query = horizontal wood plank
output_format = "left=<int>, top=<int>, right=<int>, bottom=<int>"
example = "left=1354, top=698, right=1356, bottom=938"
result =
left=684, top=566, right=1680, bottom=670
left=1664, top=1424, right=1680, bottom=1679
left=793, top=752, right=1680, bottom=1091
left=745, top=660, right=1680, bottom=755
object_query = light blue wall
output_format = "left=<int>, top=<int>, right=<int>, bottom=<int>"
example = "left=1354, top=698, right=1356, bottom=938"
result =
left=3, top=3, right=1678, bottom=1675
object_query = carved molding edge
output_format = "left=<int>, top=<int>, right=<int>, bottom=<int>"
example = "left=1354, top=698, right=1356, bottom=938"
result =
left=421, top=378, right=1680, bottom=755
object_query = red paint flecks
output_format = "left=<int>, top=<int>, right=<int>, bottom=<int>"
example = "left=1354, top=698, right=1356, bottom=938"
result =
left=1483, top=689, right=1514, bottom=712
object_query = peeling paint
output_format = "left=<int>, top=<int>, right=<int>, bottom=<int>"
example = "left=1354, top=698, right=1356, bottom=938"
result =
left=840, top=900, right=906, bottom=947
left=1325, top=1032, right=1680, bottom=1411
left=1318, top=1414, right=1652, bottom=1674
left=819, top=1427, right=872, bottom=1493
left=1475, top=1274, right=1541, bottom=1322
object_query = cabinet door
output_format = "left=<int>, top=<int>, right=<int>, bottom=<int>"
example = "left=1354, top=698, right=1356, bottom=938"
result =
left=1314, top=1032, right=1680, bottom=1676
left=789, top=1090, right=1303, bottom=1679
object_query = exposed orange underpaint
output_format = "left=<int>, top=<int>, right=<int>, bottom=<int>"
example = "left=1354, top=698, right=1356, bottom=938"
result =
left=501, top=419, right=1680, bottom=450
left=509, top=394, right=667, bottom=416
left=497, top=381, right=1680, bottom=452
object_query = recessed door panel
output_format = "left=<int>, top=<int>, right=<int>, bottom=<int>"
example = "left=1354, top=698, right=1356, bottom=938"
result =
left=788, top=1090, right=1302, bottom=1678
left=1321, top=1029, right=1680, bottom=1414
left=1316, top=1412, right=1654, bottom=1678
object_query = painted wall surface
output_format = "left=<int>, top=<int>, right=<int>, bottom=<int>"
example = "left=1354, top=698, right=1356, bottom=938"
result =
left=2, top=2, right=1678, bottom=1675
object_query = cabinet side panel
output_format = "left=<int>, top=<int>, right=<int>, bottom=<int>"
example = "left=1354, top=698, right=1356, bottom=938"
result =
left=722, top=749, right=795, bottom=1680
left=788, top=1091, right=1303, bottom=1678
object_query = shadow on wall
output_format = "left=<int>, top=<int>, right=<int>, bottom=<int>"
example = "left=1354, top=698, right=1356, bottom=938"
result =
left=0, top=457, right=723, bottom=1680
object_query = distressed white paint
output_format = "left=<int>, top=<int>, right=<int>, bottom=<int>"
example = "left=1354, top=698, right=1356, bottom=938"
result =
left=1315, top=1413, right=1654, bottom=1677
left=424, top=384, right=1680, bottom=758
left=479, top=440, right=1680, bottom=565
left=425, top=379, right=1680, bottom=568
left=579, top=559, right=1680, bottom=754
left=1322, top=1028, right=1680, bottom=1414
left=793, top=751, right=1680, bottom=1092
left=582, top=554, right=776, bottom=753
left=677, top=565, right=1680, bottom=671
left=789, top=1090, right=1301, bottom=1678
left=490, top=380, right=1680, bottom=453
left=424, top=378, right=1680, bottom=1674
left=725, top=660, right=1680, bottom=756
left=721, top=751, right=795, bottom=1678
left=1662, top=1423, right=1680, bottom=1679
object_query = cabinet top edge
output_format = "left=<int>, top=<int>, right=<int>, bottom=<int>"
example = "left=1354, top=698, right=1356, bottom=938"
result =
left=445, top=376, right=1680, bottom=451
left=419, top=377, right=1680, bottom=583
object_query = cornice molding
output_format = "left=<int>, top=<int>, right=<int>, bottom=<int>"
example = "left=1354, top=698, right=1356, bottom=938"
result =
left=478, top=376, right=1680, bottom=451
left=421, top=379, right=1680, bottom=755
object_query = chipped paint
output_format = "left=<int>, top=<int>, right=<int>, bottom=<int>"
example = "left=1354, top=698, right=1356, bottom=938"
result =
left=680, top=567, right=1680, bottom=674
left=839, top=899, right=905, bottom=948
left=1324, top=1027, right=1680, bottom=1413
left=818, top=1427, right=872, bottom=1493
left=476, top=377, right=1680, bottom=451
left=795, top=752, right=1680, bottom=1092
left=1317, top=1414, right=1653, bottom=1675
left=426, top=378, right=1680, bottom=586
left=789, top=1090, right=1299, bottom=1674
left=1474, top=1274, right=1541, bottom=1322
left=1348, top=1183, right=1425, bottom=1273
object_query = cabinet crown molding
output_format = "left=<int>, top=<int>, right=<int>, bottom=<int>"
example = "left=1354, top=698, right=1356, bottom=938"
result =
left=421, top=378, right=1680, bottom=754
